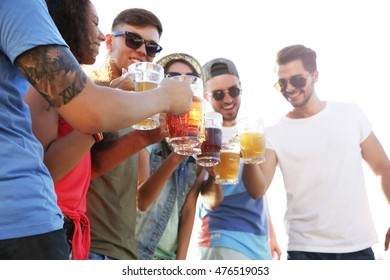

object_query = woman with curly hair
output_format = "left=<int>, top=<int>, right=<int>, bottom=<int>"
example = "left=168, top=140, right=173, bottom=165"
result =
left=23, top=0, right=105, bottom=259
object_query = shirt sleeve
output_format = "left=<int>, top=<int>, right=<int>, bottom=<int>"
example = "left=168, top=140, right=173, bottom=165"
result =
left=1, top=0, right=67, bottom=63
left=353, top=103, right=372, bottom=144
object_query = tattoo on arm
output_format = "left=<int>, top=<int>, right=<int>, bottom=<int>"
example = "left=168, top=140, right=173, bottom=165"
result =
left=15, top=45, right=87, bottom=108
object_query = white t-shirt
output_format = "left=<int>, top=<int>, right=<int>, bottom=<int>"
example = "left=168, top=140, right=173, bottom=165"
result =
left=266, top=101, right=378, bottom=253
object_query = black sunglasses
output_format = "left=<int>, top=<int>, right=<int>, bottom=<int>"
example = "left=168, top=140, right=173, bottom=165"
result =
left=274, top=72, right=312, bottom=92
left=165, top=72, right=199, bottom=78
left=209, top=85, right=241, bottom=101
left=112, top=31, right=163, bottom=57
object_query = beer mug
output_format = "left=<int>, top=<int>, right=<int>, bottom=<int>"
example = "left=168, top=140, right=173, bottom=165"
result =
left=196, top=112, right=223, bottom=167
left=129, top=62, right=164, bottom=130
left=166, top=75, right=204, bottom=155
left=238, top=117, right=265, bottom=164
left=214, top=140, right=240, bottom=184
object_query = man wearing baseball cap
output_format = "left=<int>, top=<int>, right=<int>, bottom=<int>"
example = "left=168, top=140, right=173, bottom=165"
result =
left=197, top=58, right=281, bottom=260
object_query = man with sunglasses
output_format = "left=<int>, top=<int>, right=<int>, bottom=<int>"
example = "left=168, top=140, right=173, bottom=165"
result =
left=197, top=58, right=281, bottom=260
left=86, top=8, right=173, bottom=260
left=259, top=44, right=390, bottom=260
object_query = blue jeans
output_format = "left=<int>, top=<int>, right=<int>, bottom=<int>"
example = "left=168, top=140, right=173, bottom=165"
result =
left=88, top=252, right=116, bottom=260
left=0, top=229, right=69, bottom=260
left=287, top=248, right=375, bottom=260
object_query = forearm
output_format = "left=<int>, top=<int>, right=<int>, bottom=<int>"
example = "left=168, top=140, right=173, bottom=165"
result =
left=44, top=131, right=95, bottom=182
left=91, top=130, right=153, bottom=179
left=380, top=163, right=390, bottom=205
left=242, top=164, right=267, bottom=199
left=176, top=211, right=195, bottom=260
left=16, top=45, right=172, bottom=134
left=137, top=153, right=185, bottom=211
left=200, top=175, right=224, bottom=210
left=176, top=189, right=199, bottom=260
left=58, top=81, right=171, bottom=134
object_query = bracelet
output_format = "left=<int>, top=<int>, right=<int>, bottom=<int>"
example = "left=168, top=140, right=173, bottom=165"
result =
left=92, top=132, right=104, bottom=143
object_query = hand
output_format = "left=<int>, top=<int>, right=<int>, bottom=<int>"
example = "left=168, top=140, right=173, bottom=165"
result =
left=159, top=78, right=193, bottom=116
left=385, top=227, right=390, bottom=251
left=109, top=69, right=135, bottom=91
left=269, top=237, right=282, bottom=260
left=137, top=113, right=169, bottom=145
left=204, top=167, right=216, bottom=180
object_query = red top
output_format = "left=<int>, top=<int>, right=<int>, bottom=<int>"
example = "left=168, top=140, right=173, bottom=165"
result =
left=55, top=117, right=91, bottom=260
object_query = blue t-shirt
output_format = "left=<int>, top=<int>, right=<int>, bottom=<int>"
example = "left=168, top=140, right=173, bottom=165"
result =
left=198, top=164, right=271, bottom=260
left=0, top=0, right=67, bottom=239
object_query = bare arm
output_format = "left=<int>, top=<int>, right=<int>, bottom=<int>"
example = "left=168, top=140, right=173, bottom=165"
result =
left=361, top=132, right=390, bottom=250
left=90, top=126, right=167, bottom=179
left=176, top=169, right=205, bottom=259
left=16, top=45, right=193, bottom=134
left=242, top=163, right=267, bottom=199
left=137, top=148, right=151, bottom=186
left=265, top=197, right=282, bottom=260
left=199, top=168, right=224, bottom=210
left=24, top=86, right=94, bottom=182
left=242, top=148, right=278, bottom=199
left=137, top=151, right=187, bottom=211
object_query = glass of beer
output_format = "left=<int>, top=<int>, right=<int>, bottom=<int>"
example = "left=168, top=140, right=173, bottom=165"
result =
left=196, top=112, right=223, bottom=167
left=214, top=141, right=240, bottom=184
left=238, top=117, right=265, bottom=164
left=129, top=62, right=164, bottom=130
left=166, top=75, right=204, bottom=155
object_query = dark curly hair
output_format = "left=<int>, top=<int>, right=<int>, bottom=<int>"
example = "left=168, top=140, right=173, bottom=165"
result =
left=45, top=0, right=92, bottom=64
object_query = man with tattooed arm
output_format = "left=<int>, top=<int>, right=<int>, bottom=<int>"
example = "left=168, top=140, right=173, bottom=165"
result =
left=0, top=0, right=192, bottom=260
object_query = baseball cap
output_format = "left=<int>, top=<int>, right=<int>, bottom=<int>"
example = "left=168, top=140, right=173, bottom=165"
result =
left=203, top=58, right=239, bottom=82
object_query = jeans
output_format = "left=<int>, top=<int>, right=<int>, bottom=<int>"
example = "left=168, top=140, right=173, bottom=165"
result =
left=287, top=247, right=375, bottom=260
left=0, top=229, right=69, bottom=260
left=88, top=252, right=116, bottom=260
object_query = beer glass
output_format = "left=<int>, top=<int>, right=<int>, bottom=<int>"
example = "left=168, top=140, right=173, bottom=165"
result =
left=129, top=62, right=164, bottom=130
left=166, top=75, right=204, bottom=155
left=214, top=141, right=240, bottom=184
left=238, top=117, right=265, bottom=164
left=196, top=112, right=223, bottom=167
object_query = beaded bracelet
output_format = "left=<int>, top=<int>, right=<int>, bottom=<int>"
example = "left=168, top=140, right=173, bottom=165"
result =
left=92, top=132, right=104, bottom=143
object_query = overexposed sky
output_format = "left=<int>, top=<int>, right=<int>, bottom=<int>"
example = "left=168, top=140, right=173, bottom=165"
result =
left=91, top=0, right=390, bottom=259
left=92, top=0, right=390, bottom=134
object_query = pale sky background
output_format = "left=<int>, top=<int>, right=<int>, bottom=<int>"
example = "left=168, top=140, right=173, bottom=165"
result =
left=91, top=0, right=390, bottom=260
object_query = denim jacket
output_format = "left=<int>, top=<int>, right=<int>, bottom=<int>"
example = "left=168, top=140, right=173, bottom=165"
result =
left=136, top=142, right=198, bottom=260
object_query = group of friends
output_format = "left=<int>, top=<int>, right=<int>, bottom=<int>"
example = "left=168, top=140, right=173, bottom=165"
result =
left=1, top=0, right=390, bottom=261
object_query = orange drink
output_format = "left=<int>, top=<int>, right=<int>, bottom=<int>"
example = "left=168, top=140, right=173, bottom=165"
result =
left=166, top=75, right=204, bottom=155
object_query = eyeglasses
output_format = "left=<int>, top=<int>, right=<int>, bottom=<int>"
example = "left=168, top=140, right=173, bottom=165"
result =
left=208, top=85, right=241, bottom=101
left=274, top=72, right=312, bottom=92
left=112, top=31, right=163, bottom=57
left=165, top=72, right=199, bottom=78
